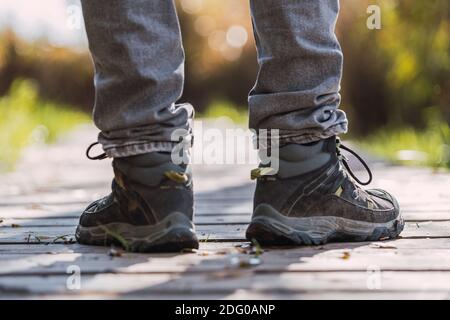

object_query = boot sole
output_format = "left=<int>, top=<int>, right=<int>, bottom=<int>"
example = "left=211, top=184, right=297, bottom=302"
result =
left=246, top=204, right=404, bottom=246
left=75, top=212, right=199, bottom=253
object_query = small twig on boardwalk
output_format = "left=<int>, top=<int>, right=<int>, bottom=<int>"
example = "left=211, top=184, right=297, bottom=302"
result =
left=200, top=233, right=211, bottom=243
left=24, top=233, right=41, bottom=244
left=52, top=234, right=76, bottom=244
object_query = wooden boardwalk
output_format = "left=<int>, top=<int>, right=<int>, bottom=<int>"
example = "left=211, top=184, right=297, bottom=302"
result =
left=1, top=124, right=450, bottom=299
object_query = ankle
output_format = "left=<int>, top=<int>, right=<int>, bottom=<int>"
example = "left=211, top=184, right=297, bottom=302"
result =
left=113, top=151, right=190, bottom=187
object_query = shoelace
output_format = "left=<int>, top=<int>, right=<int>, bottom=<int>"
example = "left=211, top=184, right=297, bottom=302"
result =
left=85, top=142, right=189, bottom=184
left=251, top=137, right=373, bottom=186
left=336, top=137, right=372, bottom=186
left=87, top=138, right=373, bottom=186
left=86, top=142, right=108, bottom=160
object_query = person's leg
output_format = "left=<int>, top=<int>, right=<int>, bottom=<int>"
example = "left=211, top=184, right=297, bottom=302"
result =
left=247, top=0, right=404, bottom=245
left=82, top=0, right=192, bottom=158
left=76, top=0, right=198, bottom=252
left=249, top=0, right=347, bottom=144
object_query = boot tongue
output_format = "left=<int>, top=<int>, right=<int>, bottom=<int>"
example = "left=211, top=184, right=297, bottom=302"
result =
left=272, top=139, right=334, bottom=179
left=279, top=140, right=325, bottom=162
left=122, top=152, right=174, bottom=166
left=114, top=152, right=190, bottom=187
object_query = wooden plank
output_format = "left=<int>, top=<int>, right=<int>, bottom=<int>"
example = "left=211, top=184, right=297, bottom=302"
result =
left=403, top=211, right=450, bottom=222
left=4, top=243, right=450, bottom=275
left=0, top=242, right=247, bottom=254
left=0, top=215, right=251, bottom=227
left=0, top=221, right=449, bottom=244
left=0, top=202, right=255, bottom=218
left=0, top=218, right=79, bottom=227
left=2, top=204, right=450, bottom=221
left=3, top=238, right=450, bottom=255
left=2, top=197, right=450, bottom=212
left=3, top=210, right=450, bottom=230
left=0, top=199, right=256, bottom=208
left=1, top=167, right=448, bottom=207
left=0, top=224, right=247, bottom=243
left=1, top=192, right=448, bottom=211
left=0, top=193, right=255, bottom=207
left=2, top=272, right=450, bottom=296
left=5, top=174, right=448, bottom=206
left=0, top=205, right=84, bottom=219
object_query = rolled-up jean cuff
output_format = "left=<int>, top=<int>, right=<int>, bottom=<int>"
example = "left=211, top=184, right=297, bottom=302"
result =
left=256, top=123, right=348, bottom=148
left=103, top=141, right=179, bottom=158
left=280, top=123, right=348, bottom=145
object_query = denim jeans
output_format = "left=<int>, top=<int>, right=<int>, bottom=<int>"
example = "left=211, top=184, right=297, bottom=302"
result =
left=81, top=0, right=348, bottom=158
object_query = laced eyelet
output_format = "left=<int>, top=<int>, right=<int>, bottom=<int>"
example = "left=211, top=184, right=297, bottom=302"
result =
left=336, top=138, right=373, bottom=186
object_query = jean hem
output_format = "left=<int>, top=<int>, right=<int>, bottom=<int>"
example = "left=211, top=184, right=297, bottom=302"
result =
left=256, top=123, right=348, bottom=148
left=103, top=141, right=178, bottom=158
left=279, top=123, right=348, bottom=145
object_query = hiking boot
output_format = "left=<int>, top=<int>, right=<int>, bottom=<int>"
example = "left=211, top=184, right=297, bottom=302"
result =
left=75, top=149, right=198, bottom=252
left=246, top=137, right=404, bottom=246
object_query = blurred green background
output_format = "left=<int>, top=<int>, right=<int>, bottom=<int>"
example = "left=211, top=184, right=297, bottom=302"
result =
left=0, top=0, right=449, bottom=170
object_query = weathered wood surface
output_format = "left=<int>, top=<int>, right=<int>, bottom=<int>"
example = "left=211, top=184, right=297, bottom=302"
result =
left=1, top=221, right=449, bottom=244
left=1, top=124, right=450, bottom=299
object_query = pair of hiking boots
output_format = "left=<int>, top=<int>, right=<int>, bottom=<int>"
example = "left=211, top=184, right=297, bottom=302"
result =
left=75, top=137, right=404, bottom=252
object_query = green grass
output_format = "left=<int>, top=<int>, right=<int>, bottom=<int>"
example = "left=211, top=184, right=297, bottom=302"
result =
left=0, top=79, right=89, bottom=171
left=199, top=100, right=248, bottom=124
left=358, top=119, right=450, bottom=170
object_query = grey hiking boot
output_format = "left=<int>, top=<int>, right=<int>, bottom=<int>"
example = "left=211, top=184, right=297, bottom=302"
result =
left=76, top=146, right=198, bottom=252
left=246, top=137, right=404, bottom=246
